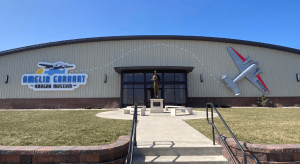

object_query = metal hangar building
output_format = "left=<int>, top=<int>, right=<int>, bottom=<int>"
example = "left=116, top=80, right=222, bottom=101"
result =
left=0, top=35, right=300, bottom=109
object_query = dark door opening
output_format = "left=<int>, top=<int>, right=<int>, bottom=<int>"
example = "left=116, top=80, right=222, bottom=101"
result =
left=121, top=71, right=187, bottom=108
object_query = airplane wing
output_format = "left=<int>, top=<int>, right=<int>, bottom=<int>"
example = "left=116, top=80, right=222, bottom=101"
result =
left=246, top=70, right=269, bottom=94
left=55, top=65, right=74, bottom=69
left=38, top=63, right=53, bottom=69
left=227, top=47, right=251, bottom=72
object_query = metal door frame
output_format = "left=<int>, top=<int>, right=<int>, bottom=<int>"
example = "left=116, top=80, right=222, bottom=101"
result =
left=120, top=70, right=188, bottom=107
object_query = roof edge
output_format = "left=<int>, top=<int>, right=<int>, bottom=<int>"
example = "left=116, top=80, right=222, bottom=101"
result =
left=114, top=66, right=195, bottom=74
left=1, top=35, right=300, bottom=56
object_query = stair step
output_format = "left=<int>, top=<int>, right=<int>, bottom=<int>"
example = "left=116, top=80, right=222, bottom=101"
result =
left=134, top=146, right=223, bottom=156
left=133, top=155, right=228, bottom=164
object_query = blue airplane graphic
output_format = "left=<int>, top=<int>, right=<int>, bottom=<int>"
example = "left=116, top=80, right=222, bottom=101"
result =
left=38, top=62, right=75, bottom=76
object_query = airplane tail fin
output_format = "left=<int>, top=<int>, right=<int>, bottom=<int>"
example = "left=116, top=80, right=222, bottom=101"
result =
left=221, top=75, right=241, bottom=96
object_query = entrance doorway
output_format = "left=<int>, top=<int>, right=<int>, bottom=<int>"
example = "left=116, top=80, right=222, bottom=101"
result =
left=120, top=71, right=187, bottom=107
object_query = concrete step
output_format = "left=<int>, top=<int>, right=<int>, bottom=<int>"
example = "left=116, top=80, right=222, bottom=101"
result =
left=133, top=155, right=229, bottom=164
left=134, top=145, right=223, bottom=156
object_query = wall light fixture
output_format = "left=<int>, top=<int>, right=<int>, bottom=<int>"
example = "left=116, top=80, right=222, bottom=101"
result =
left=200, top=74, right=203, bottom=82
left=5, top=75, right=8, bottom=84
left=104, top=74, right=107, bottom=83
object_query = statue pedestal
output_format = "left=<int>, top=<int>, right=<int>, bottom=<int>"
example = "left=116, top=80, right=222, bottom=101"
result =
left=150, top=99, right=164, bottom=113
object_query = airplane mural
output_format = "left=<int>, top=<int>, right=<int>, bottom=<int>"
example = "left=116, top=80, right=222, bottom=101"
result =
left=221, top=47, right=269, bottom=96
left=38, top=62, right=75, bottom=75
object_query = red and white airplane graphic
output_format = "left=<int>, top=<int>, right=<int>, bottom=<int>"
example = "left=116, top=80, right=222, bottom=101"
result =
left=221, top=47, right=269, bottom=96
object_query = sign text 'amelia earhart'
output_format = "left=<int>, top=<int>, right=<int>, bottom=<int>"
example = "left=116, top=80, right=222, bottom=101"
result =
left=21, top=62, right=88, bottom=91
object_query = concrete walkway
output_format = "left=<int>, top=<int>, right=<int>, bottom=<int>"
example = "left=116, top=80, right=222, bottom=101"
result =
left=136, top=113, right=215, bottom=147
left=96, top=108, right=219, bottom=147
left=95, top=108, right=216, bottom=120
left=96, top=109, right=226, bottom=163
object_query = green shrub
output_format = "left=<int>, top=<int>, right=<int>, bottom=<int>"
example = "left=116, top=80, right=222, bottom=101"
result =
left=257, top=94, right=273, bottom=107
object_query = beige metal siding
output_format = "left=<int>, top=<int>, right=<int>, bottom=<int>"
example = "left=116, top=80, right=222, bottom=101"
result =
left=1, top=39, right=300, bottom=99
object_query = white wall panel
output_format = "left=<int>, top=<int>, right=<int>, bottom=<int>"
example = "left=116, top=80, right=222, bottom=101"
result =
left=1, top=39, right=300, bottom=99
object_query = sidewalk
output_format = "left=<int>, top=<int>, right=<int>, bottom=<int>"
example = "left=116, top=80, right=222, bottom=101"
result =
left=136, top=113, right=214, bottom=147
left=95, top=109, right=218, bottom=147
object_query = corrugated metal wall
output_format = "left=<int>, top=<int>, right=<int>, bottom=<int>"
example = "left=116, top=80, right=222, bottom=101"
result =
left=0, top=39, right=299, bottom=99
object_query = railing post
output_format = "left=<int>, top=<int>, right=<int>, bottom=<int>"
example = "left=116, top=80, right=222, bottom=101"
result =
left=134, top=103, right=137, bottom=146
left=211, top=104, right=215, bottom=145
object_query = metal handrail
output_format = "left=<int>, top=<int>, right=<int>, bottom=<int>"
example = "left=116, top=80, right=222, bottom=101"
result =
left=206, top=102, right=260, bottom=164
left=125, top=103, right=138, bottom=164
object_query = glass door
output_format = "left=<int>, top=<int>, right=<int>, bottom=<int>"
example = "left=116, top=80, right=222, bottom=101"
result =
left=121, top=73, right=145, bottom=106
left=121, top=71, right=187, bottom=107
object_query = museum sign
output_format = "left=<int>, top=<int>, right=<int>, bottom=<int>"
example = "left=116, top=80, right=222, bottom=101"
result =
left=21, top=62, right=88, bottom=91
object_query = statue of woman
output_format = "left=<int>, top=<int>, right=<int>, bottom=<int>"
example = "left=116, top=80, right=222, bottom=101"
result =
left=151, top=70, right=161, bottom=98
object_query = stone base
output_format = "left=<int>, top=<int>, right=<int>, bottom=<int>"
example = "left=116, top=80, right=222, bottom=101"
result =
left=215, top=134, right=300, bottom=164
left=150, top=99, right=164, bottom=108
left=150, top=108, right=164, bottom=113
left=0, top=135, right=129, bottom=163
left=150, top=99, right=164, bottom=113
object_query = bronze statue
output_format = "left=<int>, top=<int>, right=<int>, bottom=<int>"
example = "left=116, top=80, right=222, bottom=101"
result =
left=151, top=70, right=161, bottom=98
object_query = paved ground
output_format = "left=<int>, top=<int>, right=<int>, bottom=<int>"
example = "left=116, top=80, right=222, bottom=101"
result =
left=96, top=108, right=219, bottom=147
left=95, top=108, right=216, bottom=120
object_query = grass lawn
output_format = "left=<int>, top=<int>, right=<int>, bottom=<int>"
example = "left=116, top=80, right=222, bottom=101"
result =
left=0, top=110, right=132, bottom=146
left=185, top=108, right=300, bottom=144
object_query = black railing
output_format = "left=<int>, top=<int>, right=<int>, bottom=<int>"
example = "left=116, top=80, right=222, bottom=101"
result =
left=125, top=103, right=138, bottom=164
left=206, top=102, right=260, bottom=164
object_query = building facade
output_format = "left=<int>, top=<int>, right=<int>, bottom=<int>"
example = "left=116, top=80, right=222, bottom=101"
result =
left=1, top=35, right=300, bottom=109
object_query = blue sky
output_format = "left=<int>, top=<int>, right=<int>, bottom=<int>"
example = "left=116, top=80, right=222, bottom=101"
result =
left=0, top=0, right=299, bottom=52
